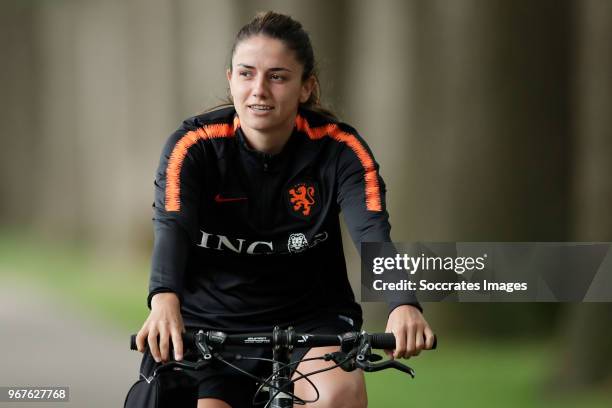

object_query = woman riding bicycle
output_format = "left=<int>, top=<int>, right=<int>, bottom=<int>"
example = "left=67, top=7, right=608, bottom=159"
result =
left=135, top=11, right=435, bottom=408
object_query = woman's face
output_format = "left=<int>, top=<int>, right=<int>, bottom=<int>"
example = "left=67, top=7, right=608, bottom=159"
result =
left=227, top=35, right=314, bottom=138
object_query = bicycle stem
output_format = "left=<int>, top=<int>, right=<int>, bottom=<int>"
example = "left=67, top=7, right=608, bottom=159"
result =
left=268, top=326, right=294, bottom=408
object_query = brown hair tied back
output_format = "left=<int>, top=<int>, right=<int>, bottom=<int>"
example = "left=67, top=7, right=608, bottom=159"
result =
left=209, top=11, right=337, bottom=120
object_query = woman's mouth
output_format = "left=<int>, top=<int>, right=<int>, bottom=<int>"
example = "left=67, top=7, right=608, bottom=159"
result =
left=248, top=104, right=274, bottom=112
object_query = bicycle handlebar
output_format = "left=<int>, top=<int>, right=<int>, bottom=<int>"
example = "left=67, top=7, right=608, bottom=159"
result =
left=130, top=331, right=437, bottom=352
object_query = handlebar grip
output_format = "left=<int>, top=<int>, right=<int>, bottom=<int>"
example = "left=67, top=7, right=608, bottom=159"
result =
left=370, top=333, right=437, bottom=350
left=370, top=333, right=395, bottom=350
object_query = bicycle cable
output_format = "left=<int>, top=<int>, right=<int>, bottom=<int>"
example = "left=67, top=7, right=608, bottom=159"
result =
left=259, top=352, right=355, bottom=408
left=249, top=356, right=323, bottom=406
left=214, top=351, right=353, bottom=408
left=213, top=353, right=313, bottom=406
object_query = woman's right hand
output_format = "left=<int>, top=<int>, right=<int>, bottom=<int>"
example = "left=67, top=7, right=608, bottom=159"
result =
left=135, top=292, right=185, bottom=363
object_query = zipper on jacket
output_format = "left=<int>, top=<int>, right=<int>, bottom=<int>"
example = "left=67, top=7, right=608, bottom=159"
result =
left=261, top=157, right=270, bottom=227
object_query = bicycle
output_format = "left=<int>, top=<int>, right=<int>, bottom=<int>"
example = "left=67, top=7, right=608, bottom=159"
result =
left=127, top=327, right=437, bottom=408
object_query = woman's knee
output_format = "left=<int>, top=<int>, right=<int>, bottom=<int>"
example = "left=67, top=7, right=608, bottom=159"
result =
left=293, top=363, right=367, bottom=406
left=293, top=346, right=367, bottom=407
left=311, top=375, right=367, bottom=408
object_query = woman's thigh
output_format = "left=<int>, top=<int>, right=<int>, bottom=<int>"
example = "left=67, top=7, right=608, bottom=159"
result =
left=292, top=346, right=367, bottom=408
left=197, top=398, right=232, bottom=408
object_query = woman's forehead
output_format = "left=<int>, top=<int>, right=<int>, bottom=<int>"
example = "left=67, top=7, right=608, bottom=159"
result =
left=232, top=35, right=299, bottom=69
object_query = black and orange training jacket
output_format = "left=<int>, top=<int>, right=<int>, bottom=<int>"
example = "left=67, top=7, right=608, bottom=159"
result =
left=147, top=106, right=420, bottom=331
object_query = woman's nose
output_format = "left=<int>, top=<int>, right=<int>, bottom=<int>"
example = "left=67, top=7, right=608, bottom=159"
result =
left=252, top=75, right=269, bottom=98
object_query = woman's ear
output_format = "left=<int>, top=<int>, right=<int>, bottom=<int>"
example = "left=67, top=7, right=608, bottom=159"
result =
left=226, top=68, right=234, bottom=98
left=299, top=76, right=316, bottom=104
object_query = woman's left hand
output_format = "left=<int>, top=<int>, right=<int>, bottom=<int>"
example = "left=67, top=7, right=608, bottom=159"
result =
left=385, top=304, right=435, bottom=359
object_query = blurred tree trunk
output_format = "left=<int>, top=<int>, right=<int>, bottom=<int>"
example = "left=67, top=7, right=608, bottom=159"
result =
left=410, top=0, right=572, bottom=243
left=554, top=0, right=612, bottom=390
left=353, top=0, right=573, bottom=331
left=33, top=1, right=83, bottom=239
left=0, top=2, right=38, bottom=228
left=339, top=0, right=419, bottom=325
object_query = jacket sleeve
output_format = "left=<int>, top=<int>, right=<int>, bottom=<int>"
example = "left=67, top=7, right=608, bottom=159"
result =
left=335, top=124, right=422, bottom=313
left=147, top=118, right=205, bottom=309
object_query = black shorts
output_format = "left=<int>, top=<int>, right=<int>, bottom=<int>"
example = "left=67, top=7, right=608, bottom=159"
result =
left=137, top=313, right=360, bottom=408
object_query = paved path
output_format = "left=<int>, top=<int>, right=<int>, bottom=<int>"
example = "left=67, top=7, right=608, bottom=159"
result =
left=0, top=279, right=142, bottom=407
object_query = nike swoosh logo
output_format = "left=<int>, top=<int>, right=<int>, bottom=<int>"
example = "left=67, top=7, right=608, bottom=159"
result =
left=214, top=193, right=248, bottom=203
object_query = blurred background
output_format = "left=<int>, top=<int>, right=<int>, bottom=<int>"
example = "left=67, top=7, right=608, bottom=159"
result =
left=1, top=0, right=611, bottom=407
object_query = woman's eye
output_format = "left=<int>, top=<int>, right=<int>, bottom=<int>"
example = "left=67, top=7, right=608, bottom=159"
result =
left=239, top=71, right=252, bottom=78
left=270, top=74, right=285, bottom=81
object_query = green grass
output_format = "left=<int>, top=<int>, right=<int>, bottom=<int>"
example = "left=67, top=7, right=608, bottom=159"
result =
left=365, top=341, right=612, bottom=408
left=1, top=232, right=611, bottom=407
left=0, top=231, right=150, bottom=330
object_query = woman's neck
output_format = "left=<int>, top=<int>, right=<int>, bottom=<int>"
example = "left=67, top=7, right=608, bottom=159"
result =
left=240, top=115, right=296, bottom=155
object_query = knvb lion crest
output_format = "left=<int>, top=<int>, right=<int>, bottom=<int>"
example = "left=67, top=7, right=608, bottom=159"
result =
left=287, top=231, right=329, bottom=254
left=288, top=182, right=317, bottom=218
left=287, top=233, right=309, bottom=253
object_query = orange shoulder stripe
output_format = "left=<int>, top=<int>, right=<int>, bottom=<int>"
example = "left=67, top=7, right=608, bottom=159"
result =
left=165, top=120, right=239, bottom=212
left=295, top=115, right=382, bottom=212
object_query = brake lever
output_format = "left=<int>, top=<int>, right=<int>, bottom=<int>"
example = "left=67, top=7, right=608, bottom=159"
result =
left=153, top=359, right=208, bottom=376
left=355, top=359, right=415, bottom=378
left=195, top=330, right=214, bottom=360
left=367, top=354, right=383, bottom=362
left=153, top=350, right=241, bottom=378
left=325, top=351, right=357, bottom=372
